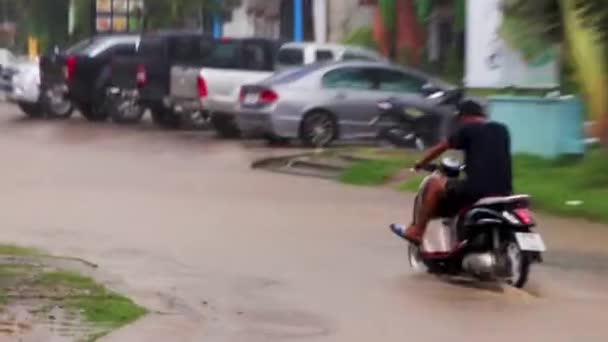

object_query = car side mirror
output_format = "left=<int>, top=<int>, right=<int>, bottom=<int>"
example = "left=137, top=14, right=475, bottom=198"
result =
left=421, top=83, right=441, bottom=96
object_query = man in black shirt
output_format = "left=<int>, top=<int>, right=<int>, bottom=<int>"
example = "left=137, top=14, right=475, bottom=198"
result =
left=392, top=100, right=513, bottom=245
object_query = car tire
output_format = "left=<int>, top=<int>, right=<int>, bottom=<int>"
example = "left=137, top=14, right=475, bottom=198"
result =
left=18, top=102, right=42, bottom=118
left=40, top=87, right=73, bottom=119
left=151, top=108, right=180, bottom=129
left=180, top=110, right=210, bottom=131
left=211, top=114, right=241, bottom=138
left=300, top=111, right=338, bottom=148
left=80, top=102, right=109, bottom=122
left=109, top=97, right=145, bottom=125
left=264, top=134, right=290, bottom=147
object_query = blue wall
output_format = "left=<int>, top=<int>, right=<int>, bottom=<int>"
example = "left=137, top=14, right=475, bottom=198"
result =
left=488, top=95, right=586, bottom=158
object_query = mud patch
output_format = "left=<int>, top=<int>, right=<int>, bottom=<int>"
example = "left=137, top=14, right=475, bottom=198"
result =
left=251, top=150, right=368, bottom=180
left=0, top=250, right=146, bottom=341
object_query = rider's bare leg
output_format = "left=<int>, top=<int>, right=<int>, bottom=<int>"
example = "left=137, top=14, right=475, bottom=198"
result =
left=406, top=176, right=447, bottom=242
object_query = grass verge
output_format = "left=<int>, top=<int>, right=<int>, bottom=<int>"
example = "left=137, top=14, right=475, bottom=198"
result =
left=338, top=150, right=418, bottom=186
left=0, top=245, right=147, bottom=341
left=340, top=148, right=608, bottom=223
left=37, top=271, right=147, bottom=328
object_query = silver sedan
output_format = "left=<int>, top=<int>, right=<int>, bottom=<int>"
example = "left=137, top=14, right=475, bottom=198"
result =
left=235, top=61, right=450, bottom=147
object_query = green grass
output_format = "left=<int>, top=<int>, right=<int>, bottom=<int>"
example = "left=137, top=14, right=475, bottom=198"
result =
left=37, top=271, right=147, bottom=328
left=340, top=148, right=608, bottom=223
left=339, top=151, right=418, bottom=186
left=0, top=244, right=43, bottom=256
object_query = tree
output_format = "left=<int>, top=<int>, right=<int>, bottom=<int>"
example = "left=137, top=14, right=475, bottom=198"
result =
left=143, top=0, right=242, bottom=30
left=501, top=0, right=608, bottom=145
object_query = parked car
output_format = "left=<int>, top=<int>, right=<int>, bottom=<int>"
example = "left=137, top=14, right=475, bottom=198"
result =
left=276, top=42, right=386, bottom=71
left=236, top=61, right=453, bottom=147
left=109, top=30, right=216, bottom=128
left=40, top=34, right=140, bottom=122
left=5, top=58, right=42, bottom=117
left=170, top=37, right=283, bottom=137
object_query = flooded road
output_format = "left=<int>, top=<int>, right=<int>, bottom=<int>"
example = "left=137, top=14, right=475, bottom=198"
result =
left=0, top=104, right=606, bottom=341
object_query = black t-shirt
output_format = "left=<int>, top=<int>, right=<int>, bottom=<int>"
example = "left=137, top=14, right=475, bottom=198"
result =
left=448, top=120, right=513, bottom=197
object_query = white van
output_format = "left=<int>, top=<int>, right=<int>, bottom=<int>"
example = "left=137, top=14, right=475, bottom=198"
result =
left=276, top=42, right=386, bottom=70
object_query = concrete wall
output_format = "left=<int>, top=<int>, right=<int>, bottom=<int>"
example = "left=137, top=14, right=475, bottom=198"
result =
left=328, top=0, right=373, bottom=42
left=223, top=4, right=254, bottom=37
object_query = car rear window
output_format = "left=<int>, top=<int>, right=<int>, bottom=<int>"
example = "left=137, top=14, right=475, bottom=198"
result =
left=315, top=49, right=334, bottom=62
left=137, top=37, right=165, bottom=58
left=264, top=63, right=324, bottom=85
left=204, top=41, right=240, bottom=69
left=65, top=38, right=100, bottom=55
left=277, top=48, right=304, bottom=66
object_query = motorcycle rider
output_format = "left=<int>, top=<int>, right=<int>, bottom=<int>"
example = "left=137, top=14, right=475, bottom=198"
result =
left=392, top=100, right=513, bottom=245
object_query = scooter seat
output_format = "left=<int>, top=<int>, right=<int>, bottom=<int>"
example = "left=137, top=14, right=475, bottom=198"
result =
left=474, top=195, right=530, bottom=206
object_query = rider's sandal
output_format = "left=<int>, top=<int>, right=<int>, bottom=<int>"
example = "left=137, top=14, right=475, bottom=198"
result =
left=390, top=224, right=421, bottom=246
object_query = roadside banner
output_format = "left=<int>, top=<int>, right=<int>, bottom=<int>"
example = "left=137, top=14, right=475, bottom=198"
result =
left=465, top=0, right=559, bottom=88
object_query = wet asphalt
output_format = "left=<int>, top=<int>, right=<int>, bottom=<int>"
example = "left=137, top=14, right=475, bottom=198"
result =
left=0, top=104, right=606, bottom=342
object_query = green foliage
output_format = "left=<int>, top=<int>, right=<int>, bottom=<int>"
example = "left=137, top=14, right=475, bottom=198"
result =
left=143, top=0, right=242, bottom=29
left=343, top=27, right=378, bottom=51
left=379, top=0, right=397, bottom=30
left=575, top=0, right=608, bottom=41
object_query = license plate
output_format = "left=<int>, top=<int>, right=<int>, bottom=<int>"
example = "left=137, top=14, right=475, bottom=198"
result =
left=244, top=93, right=259, bottom=105
left=515, top=232, right=546, bottom=252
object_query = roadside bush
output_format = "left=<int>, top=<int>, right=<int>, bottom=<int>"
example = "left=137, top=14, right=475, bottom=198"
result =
left=343, top=27, right=379, bottom=51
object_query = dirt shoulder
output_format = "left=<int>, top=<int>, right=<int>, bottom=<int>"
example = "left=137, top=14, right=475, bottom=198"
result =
left=0, top=244, right=146, bottom=342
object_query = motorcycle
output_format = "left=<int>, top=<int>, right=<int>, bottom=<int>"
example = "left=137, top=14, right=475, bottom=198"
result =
left=392, top=158, right=545, bottom=288
left=370, top=88, right=464, bottom=150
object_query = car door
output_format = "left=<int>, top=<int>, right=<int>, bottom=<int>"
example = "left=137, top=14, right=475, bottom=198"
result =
left=320, top=66, right=381, bottom=139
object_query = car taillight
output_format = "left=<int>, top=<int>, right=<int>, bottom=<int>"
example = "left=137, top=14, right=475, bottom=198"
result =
left=259, top=89, right=278, bottom=104
left=238, top=87, right=246, bottom=103
left=136, top=65, right=147, bottom=88
left=65, top=56, right=77, bottom=82
left=197, top=75, right=208, bottom=98
left=514, top=208, right=534, bottom=225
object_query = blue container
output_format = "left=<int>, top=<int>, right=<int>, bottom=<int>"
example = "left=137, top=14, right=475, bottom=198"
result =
left=488, top=95, right=586, bottom=158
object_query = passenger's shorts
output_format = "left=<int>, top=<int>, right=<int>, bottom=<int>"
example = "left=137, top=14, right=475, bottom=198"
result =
left=437, top=179, right=479, bottom=218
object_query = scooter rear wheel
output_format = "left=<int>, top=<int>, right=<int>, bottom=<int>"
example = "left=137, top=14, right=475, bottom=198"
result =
left=407, top=244, right=427, bottom=273
left=502, top=240, right=531, bottom=288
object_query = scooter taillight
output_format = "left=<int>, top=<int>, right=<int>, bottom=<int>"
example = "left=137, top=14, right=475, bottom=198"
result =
left=514, top=208, right=534, bottom=225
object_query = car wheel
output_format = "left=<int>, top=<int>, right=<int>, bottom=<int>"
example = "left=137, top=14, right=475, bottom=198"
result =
left=151, top=108, right=180, bottom=129
left=180, top=110, right=210, bottom=130
left=211, top=114, right=241, bottom=138
left=264, top=134, right=291, bottom=147
left=300, top=111, right=337, bottom=148
left=109, top=97, right=145, bottom=125
left=41, top=87, right=73, bottom=119
left=17, top=102, right=42, bottom=118
left=80, top=102, right=109, bottom=122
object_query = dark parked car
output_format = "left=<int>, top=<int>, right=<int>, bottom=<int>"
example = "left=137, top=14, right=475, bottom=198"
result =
left=40, top=34, right=139, bottom=121
left=109, top=30, right=216, bottom=129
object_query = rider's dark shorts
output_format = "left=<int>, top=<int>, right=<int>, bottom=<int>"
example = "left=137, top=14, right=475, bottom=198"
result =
left=437, top=179, right=479, bottom=218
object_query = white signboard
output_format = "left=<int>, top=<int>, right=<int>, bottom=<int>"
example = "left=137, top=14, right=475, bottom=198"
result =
left=465, top=0, right=559, bottom=88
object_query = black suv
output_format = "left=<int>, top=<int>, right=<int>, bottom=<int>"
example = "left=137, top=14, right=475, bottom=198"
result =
left=109, top=30, right=216, bottom=128
left=40, top=34, right=140, bottom=121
